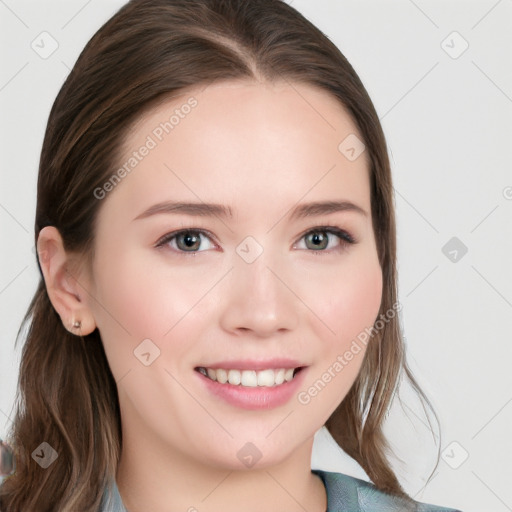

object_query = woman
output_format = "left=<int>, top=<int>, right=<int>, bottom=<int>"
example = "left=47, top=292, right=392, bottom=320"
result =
left=0, top=0, right=462, bottom=510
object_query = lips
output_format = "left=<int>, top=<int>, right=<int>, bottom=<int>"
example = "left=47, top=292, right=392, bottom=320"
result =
left=194, top=361, right=308, bottom=410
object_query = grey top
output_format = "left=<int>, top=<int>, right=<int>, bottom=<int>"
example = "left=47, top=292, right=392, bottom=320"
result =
left=99, top=469, right=462, bottom=511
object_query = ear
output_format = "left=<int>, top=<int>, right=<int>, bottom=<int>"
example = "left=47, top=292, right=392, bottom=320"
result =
left=37, top=226, right=97, bottom=336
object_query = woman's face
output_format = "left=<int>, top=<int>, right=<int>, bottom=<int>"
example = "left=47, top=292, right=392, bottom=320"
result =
left=85, top=80, right=382, bottom=469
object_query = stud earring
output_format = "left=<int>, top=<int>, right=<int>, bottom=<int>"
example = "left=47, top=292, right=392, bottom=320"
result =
left=72, top=320, right=81, bottom=330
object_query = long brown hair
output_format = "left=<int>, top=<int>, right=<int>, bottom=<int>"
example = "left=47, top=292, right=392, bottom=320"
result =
left=0, top=0, right=439, bottom=510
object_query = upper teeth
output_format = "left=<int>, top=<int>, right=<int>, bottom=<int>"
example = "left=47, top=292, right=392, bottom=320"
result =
left=198, top=367, right=297, bottom=387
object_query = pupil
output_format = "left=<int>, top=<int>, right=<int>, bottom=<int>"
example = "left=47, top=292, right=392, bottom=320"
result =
left=309, top=232, right=327, bottom=250
left=181, top=232, right=199, bottom=250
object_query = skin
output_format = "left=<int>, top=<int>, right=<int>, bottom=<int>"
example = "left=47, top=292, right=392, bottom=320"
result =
left=38, top=80, right=383, bottom=512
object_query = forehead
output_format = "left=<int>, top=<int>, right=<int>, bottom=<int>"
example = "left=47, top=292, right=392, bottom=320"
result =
left=103, top=79, right=370, bottom=221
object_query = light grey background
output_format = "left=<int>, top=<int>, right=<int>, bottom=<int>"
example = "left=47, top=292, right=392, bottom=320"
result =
left=1, top=1, right=511, bottom=510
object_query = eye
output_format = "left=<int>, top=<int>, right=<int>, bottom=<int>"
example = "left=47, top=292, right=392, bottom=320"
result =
left=155, top=229, right=216, bottom=253
left=294, top=226, right=356, bottom=252
left=154, top=226, right=356, bottom=255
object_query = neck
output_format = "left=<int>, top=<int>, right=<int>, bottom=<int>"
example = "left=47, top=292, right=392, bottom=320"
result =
left=116, top=422, right=326, bottom=512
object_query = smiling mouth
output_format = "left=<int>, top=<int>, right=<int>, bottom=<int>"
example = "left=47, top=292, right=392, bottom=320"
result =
left=195, top=367, right=304, bottom=387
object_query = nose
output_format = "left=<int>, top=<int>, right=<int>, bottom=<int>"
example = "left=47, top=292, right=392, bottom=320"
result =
left=218, top=249, right=300, bottom=337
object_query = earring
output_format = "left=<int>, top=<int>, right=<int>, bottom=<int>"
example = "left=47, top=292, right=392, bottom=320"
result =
left=71, top=320, right=81, bottom=331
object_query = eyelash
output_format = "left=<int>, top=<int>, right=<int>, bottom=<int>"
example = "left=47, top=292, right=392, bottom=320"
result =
left=154, top=225, right=357, bottom=256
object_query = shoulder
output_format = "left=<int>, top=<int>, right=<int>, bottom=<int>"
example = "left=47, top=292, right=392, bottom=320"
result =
left=98, top=470, right=462, bottom=512
left=98, top=478, right=126, bottom=512
left=312, top=469, right=462, bottom=512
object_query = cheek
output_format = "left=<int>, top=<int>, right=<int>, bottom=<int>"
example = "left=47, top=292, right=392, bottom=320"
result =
left=295, top=256, right=382, bottom=418
left=89, top=248, right=216, bottom=377
left=306, top=252, right=383, bottom=346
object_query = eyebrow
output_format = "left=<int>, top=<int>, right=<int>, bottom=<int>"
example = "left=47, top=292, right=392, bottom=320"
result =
left=132, top=199, right=368, bottom=221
